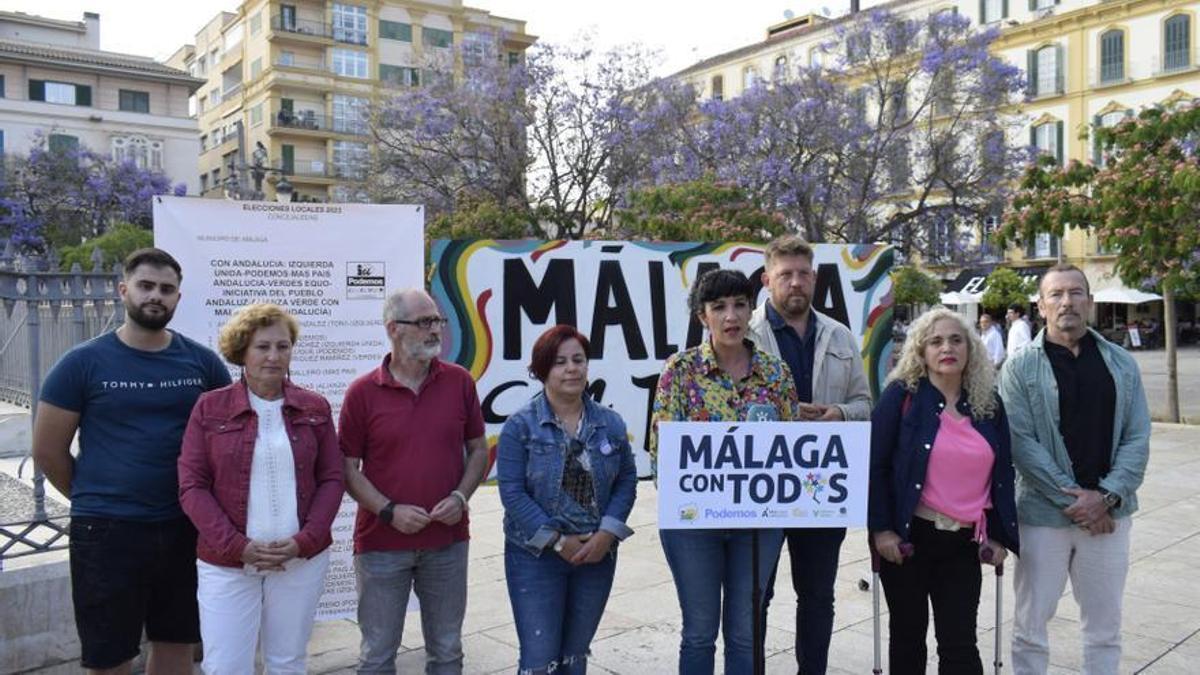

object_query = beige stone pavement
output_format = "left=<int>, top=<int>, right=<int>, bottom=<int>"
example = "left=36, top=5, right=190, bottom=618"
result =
left=302, top=423, right=1200, bottom=675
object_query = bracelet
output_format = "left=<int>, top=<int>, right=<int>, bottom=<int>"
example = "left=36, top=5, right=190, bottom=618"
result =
left=450, top=489, right=468, bottom=507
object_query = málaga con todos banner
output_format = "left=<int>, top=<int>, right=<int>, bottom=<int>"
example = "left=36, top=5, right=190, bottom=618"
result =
left=656, top=421, right=871, bottom=529
left=430, top=240, right=894, bottom=476
left=153, top=196, right=424, bottom=621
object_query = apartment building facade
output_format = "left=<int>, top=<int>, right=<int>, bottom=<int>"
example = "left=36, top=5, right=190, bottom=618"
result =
left=175, top=0, right=535, bottom=202
left=671, top=0, right=1200, bottom=317
left=0, top=11, right=205, bottom=194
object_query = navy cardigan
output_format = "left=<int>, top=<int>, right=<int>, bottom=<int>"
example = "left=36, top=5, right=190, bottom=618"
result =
left=868, top=378, right=1020, bottom=556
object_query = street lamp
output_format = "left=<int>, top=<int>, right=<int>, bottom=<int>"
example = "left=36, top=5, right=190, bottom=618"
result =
left=275, top=175, right=295, bottom=203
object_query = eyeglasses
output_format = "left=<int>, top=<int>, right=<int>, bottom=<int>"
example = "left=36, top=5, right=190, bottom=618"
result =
left=392, top=316, right=449, bottom=330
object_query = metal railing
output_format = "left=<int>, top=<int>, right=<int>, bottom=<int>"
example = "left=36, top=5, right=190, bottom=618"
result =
left=271, top=15, right=332, bottom=39
left=0, top=244, right=125, bottom=561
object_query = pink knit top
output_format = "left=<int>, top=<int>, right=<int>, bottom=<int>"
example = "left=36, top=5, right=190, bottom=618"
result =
left=918, top=411, right=994, bottom=543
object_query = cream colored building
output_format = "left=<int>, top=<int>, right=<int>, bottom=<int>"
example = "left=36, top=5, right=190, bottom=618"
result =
left=672, top=0, right=1200, bottom=316
left=0, top=11, right=205, bottom=194
left=175, top=1, right=535, bottom=202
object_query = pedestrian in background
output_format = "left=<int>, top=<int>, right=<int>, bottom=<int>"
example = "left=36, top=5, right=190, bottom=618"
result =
left=869, top=307, right=1019, bottom=675
left=179, top=303, right=344, bottom=674
left=497, top=324, right=638, bottom=674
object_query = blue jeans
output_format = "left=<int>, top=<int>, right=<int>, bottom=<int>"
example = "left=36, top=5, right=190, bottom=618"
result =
left=504, top=541, right=617, bottom=675
left=660, top=528, right=784, bottom=675
left=354, top=542, right=469, bottom=675
left=762, top=527, right=847, bottom=674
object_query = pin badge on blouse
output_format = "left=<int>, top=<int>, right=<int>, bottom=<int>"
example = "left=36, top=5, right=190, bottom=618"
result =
left=599, top=440, right=613, bottom=455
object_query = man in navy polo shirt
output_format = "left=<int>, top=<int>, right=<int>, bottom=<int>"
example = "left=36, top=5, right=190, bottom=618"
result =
left=340, top=288, right=489, bottom=675
left=33, top=247, right=231, bottom=674
left=748, top=235, right=873, bottom=675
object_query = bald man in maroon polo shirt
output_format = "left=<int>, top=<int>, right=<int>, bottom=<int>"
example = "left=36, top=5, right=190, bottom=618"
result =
left=340, top=288, right=489, bottom=675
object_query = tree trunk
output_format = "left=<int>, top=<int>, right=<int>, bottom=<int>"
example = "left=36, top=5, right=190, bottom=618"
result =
left=1164, top=283, right=1180, bottom=423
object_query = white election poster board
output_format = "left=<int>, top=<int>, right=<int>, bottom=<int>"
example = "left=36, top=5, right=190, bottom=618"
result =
left=656, top=421, right=870, bottom=529
left=153, top=196, right=424, bottom=620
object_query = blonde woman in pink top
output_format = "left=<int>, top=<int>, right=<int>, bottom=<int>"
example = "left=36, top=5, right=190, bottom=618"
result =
left=869, top=308, right=1019, bottom=674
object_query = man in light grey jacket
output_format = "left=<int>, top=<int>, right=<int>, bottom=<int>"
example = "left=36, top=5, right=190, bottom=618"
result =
left=749, top=235, right=872, bottom=675
left=1000, top=264, right=1150, bottom=675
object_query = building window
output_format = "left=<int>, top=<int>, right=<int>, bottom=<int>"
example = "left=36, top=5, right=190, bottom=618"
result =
left=1027, top=44, right=1063, bottom=96
left=1028, top=233, right=1058, bottom=258
left=251, top=103, right=263, bottom=127
left=112, top=135, right=163, bottom=171
left=1100, top=30, right=1124, bottom=83
left=772, top=55, right=788, bottom=83
left=1032, top=120, right=1063, bottom=164
left=29, top=80, right=91, bottom=106
left=1164, top=15, right=1191, bottom=71
left=332, top=140, right=368, bottom=178
left=48, top=134, right=79, bottom=155
left=332, top=4, right=368, bottom=45
left=508, top=51, right=521, bottom=67
left=463, top=33, right=493, bottom=68
left=250, top=12, right=262, bottom=35
left=332, top=48, right=369, bottom=78
left=742, top=66, right=759, bottom=91
left=846, top=32, right=869, bottom=64
left=0, top=74, right=5, bottom=97
left=711, top=74, right=724, bottom=101
left=200, top=173, right=209, bottom=194
left=981, top=0, right=1006, bottom=24
left=1034, top=0, right=1055, bottom=11
left=279, top=50, right=294, bottom=67
left=423, top=27, right=453, bottom=49
left=380, top=64, right=419, bottom=87
left=250, top=58, right=262, bottom=79
left=281, top=144, right=295, bottom=174
left=279, top=5, right=296, bottom=31
left=1093, top=109, right=1130, bottom=167
left=118, top=89, right=150, bottom=113
left=379, top=19, right=412, bottom=42
left=333, top=94, right=368, bottom=134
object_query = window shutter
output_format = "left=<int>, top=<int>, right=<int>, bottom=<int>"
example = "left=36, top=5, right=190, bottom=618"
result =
left=1027, top=50, right=1037, bottom=95
left=29, top=79, right=45, bottom=101
left=1003, top=0, right=1009, bottom=18
left=1092, top=114, right=1102, bottom=164
left=980, top=0, right=986, bottom=23
left=1029, top=124, right=1037, bottom=149
left=1026, top=237, right=1036, bottom=257
left=76, top=85, right=92, bottom=107
left=1028, top=0, right=1035, bottom=11
left=1055, top=44, right=1064, bottom=93
left=1055, top=120, right=1064, bottom=165
left=281, top=144, right=294, bottom=173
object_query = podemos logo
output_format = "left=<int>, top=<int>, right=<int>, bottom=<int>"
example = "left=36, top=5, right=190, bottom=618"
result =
left=678, top=503, right=699, bottom=522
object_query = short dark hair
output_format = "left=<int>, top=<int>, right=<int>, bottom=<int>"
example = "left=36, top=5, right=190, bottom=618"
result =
left=764, top=234, right=814, bottom=269
left=1008, top=303, right=1026, bottom=316
left=689, top=268, right=755, bottom=318
left=528, top=324, right=591, bottom=382
left=123, top=247, right=182, bottom=281
left=1039, top=263, right=1089, bottom=296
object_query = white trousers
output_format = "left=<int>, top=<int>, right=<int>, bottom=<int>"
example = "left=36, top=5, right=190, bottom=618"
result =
left=197, top=549, right=331, bottom=675
left=1012, top=518, right=1131, bottom=675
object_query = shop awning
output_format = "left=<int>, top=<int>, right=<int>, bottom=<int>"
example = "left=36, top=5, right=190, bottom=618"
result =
left=1092, top=287, right=1163, bottom=304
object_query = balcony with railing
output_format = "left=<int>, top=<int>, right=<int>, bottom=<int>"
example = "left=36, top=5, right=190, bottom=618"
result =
left=333, top=26, right=368, bottom=47
left=273, top=53, right=329, bottom=74
left=271, top=108, right=328, bottom=133
left=271, top=15, right=332, bottom=41
left=1153, top=49, right=1200, bottom=76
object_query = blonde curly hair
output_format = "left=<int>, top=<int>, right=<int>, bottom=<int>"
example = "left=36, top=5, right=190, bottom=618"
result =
left=885, top=307, right=998, bottom=419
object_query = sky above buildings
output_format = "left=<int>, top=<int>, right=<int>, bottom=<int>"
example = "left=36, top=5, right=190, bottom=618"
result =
left=4, top=0, right=881, bottom=76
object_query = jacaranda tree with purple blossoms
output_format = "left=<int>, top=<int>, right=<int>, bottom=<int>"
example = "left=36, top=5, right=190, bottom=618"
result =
left=998, top=104, right=1200, bottom=422
left=371, top=35, right=690, bottom=239
left=0, top=132, right=186, bottom=254
left=627, top=8, right=1026, bottom=262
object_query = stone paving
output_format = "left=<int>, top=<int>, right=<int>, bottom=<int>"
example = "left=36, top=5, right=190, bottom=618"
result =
left=302, top=423, right=1200, bottom=675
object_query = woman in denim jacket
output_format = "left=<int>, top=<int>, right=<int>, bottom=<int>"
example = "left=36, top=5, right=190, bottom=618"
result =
left=497, top=324, right=639, bottom=675
left=869, top=308, right=1019, bottom=674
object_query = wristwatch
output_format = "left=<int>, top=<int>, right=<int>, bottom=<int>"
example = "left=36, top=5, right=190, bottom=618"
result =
left=378, top=501, right=397, bottom=525
left=1099, top=489, right=1121, bottom=510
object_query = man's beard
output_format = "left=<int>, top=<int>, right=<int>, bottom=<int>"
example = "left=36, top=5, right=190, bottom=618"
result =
left=126, top=301, right=174, bottom=331
left=403, top=337, right=441, bottom=361
left=775, top=292, right=811, bottom=319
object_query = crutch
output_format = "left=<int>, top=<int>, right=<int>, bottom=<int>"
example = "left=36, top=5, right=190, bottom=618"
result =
left=870, top=536, right=913, bottom=674
left=979, top=545, right=1005, bottom=675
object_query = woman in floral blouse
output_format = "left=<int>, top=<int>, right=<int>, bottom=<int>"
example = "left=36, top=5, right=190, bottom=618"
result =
left=651, top=268, right=801, bottom=675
